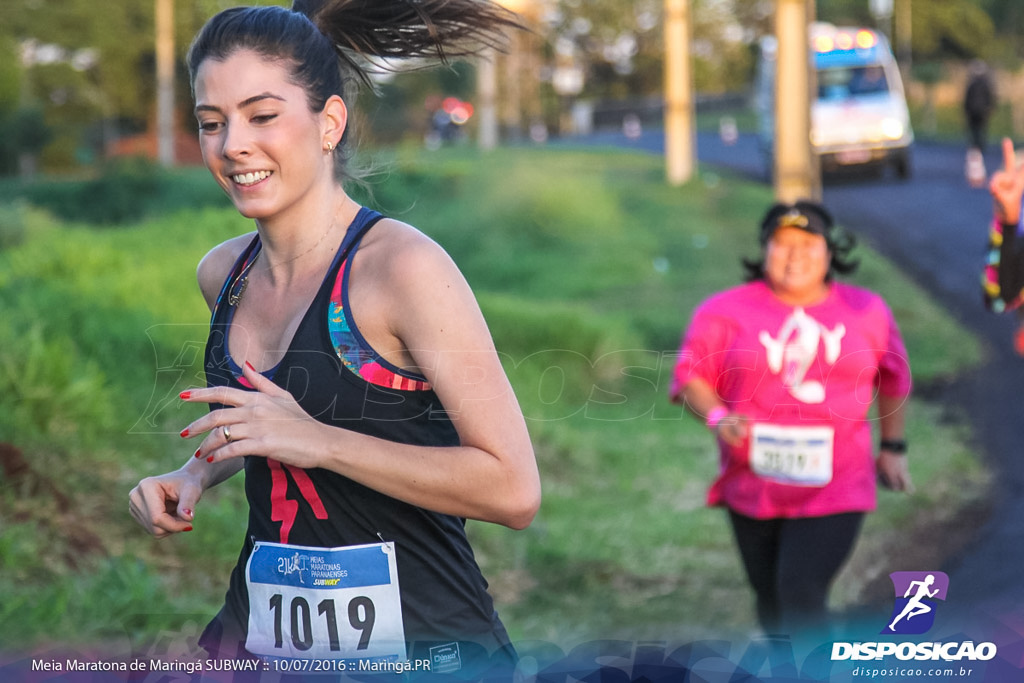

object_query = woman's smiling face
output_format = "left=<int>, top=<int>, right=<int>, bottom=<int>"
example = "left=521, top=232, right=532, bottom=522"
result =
left=763, top=225, right=831, bottom=304
left=193, top=49, right=331, bottom=222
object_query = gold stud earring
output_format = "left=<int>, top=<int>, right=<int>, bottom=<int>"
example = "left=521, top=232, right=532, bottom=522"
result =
left=324, top=141, right=334, bottom=153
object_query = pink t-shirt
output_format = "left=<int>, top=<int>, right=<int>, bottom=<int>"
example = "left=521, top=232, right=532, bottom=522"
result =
left=671, top=280, right=912, bottom=519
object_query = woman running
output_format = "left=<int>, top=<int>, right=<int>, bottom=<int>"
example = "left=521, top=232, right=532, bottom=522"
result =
left=669, top=200, right=913, bottom=637
left=128, top=1, right=540, bottom=676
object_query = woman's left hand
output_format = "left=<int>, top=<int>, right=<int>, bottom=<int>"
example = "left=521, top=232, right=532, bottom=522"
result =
left=179, top=361, right=327, bottom=468
left=877, top=450, right=913, bottom=493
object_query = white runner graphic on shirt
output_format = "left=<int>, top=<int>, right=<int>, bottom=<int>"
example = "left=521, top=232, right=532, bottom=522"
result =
left=759, top=307, right=845, bottom=404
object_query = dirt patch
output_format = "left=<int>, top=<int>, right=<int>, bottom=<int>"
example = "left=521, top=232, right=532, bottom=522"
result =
left=841, top=496, right=993, bottom=611
left=0, top=441, right=108, bottom=567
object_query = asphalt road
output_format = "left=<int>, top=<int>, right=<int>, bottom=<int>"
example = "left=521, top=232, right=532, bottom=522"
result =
left=574, top=128, right=1024, bottom=633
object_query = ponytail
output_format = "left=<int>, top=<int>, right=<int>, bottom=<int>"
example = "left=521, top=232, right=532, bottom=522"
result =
left=297, top=0, right=522, bottom=87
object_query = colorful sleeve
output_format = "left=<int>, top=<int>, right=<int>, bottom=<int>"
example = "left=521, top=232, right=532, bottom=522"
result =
left=982, top=217, right=1024, bottom=312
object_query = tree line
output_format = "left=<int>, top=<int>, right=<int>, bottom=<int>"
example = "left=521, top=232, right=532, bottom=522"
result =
left=0, top=0, right=1018, bottom=175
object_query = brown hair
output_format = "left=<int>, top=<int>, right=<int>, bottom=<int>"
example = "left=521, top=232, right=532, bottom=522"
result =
left=187, top=0, right=522, bottom=184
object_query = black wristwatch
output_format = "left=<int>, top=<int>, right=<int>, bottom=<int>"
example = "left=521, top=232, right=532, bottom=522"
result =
left=879, top=438, right=907, bottom=454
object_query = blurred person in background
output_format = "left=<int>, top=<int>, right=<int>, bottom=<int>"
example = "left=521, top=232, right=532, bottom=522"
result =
left=669, top=200, right=913, bottom=637
left=964, top=60, right=996, bottom=187
left=128, top=0, right=540, bottom=675
left=965, top=59, right=996, bottom=154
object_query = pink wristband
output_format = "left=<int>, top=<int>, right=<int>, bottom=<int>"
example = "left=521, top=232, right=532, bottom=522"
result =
left=706, top=406, right=729, bottom=430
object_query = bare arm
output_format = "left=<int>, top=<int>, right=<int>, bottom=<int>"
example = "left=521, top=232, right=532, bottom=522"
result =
left=128, top=236, right=253, bottom=537
left=179, top=231, right=541, bottom=529
left=672, top=377, right=747, bottom=448
left=876, top=391, right=912, bottom=493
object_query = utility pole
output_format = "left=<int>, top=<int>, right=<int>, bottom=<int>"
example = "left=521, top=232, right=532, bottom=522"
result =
left=664, top=0, right=695, bottom=186
left=477, top=0, right=538, bottom=149
left=896, top=0, right=912, bottom=86
left=773, top=0, right=819, bottom=202
left=156, top=0, right=175, bottom=166
left=478, top=49, right=499, bottom=150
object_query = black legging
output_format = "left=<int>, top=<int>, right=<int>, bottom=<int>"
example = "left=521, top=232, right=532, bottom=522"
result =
left=967, top=114, right=990, bottom=152
left=727, top=509, right=865, bottom=636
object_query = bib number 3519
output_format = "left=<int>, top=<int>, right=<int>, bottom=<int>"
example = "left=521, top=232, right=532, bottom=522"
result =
left=749, top=423, right=835, bottom=487
left=245, top=541, right=405, bottom=663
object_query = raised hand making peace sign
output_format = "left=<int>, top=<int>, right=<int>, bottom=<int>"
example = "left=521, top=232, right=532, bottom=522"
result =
left=990, top=137, right=1024, bottom=226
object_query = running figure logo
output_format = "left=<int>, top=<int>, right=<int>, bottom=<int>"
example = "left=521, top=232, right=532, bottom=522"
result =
left=883, top=571, right=949, bottom=635
left=277, top=552, right=309, bottom=585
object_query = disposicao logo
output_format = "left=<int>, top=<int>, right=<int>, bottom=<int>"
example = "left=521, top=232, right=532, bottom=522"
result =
left=883, top=571, right=948, bottom=635
left=831, top=570, right=998, bottom=663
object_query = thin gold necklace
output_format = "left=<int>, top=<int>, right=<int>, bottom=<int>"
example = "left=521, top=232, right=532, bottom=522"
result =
left=228, top=211, right=341, bottom=308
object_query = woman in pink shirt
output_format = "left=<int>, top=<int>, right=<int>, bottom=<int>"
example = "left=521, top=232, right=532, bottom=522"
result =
left=669, top=200, right=913, bottom=636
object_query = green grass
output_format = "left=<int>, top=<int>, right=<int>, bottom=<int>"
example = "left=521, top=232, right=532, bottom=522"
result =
left=0, top=145, right=988, bottom=651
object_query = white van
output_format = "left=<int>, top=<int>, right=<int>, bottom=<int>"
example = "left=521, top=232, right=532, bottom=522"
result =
left=755, top=22, right=914, bottom=178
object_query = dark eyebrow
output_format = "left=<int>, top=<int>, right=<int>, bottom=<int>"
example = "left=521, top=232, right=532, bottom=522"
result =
left=195, top=92, right=286, bottom=114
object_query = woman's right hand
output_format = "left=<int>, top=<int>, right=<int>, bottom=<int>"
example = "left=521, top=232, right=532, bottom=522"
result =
left=715, top=412, right=749, bottom=448
left=990, top=137, right=1024, bottom=226
left=128, top=468, right=204, bottom=538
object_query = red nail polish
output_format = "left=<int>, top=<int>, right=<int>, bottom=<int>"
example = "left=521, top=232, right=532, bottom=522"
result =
left=207, top=456, right=215, bottom=463
left=245, top=360, right=256, bottom=372
left=179, top=390, right=192, bottom=400
left=180, top=428, right=190, bottom=438
left=183, top=509, right=193, bottom=518
left=183, top=526, right=194, bottom=532
left=194, top=448, right=202, bottom=459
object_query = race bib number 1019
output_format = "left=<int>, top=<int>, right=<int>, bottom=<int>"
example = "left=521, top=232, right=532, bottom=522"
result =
left=245, top=541, right=406, bottom=665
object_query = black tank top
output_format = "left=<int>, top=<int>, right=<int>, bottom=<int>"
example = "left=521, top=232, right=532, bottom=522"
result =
left=199, top=208, right=509, bottom=659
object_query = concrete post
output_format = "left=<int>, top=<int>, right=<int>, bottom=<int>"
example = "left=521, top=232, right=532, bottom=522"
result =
left=773, top=0, right=819, bottom=202
left=156, top=0, right=175, bottom=167
left=664, top=0, right=695, bottom=186
left=478, top=50, right=499, bottom=151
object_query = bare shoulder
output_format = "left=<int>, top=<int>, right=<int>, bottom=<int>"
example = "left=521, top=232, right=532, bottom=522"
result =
left=356, top=217, right=485, bottom=339
left=196, top=232, right=258, bottom=311
left=359, top=217, right=461, bottom=285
